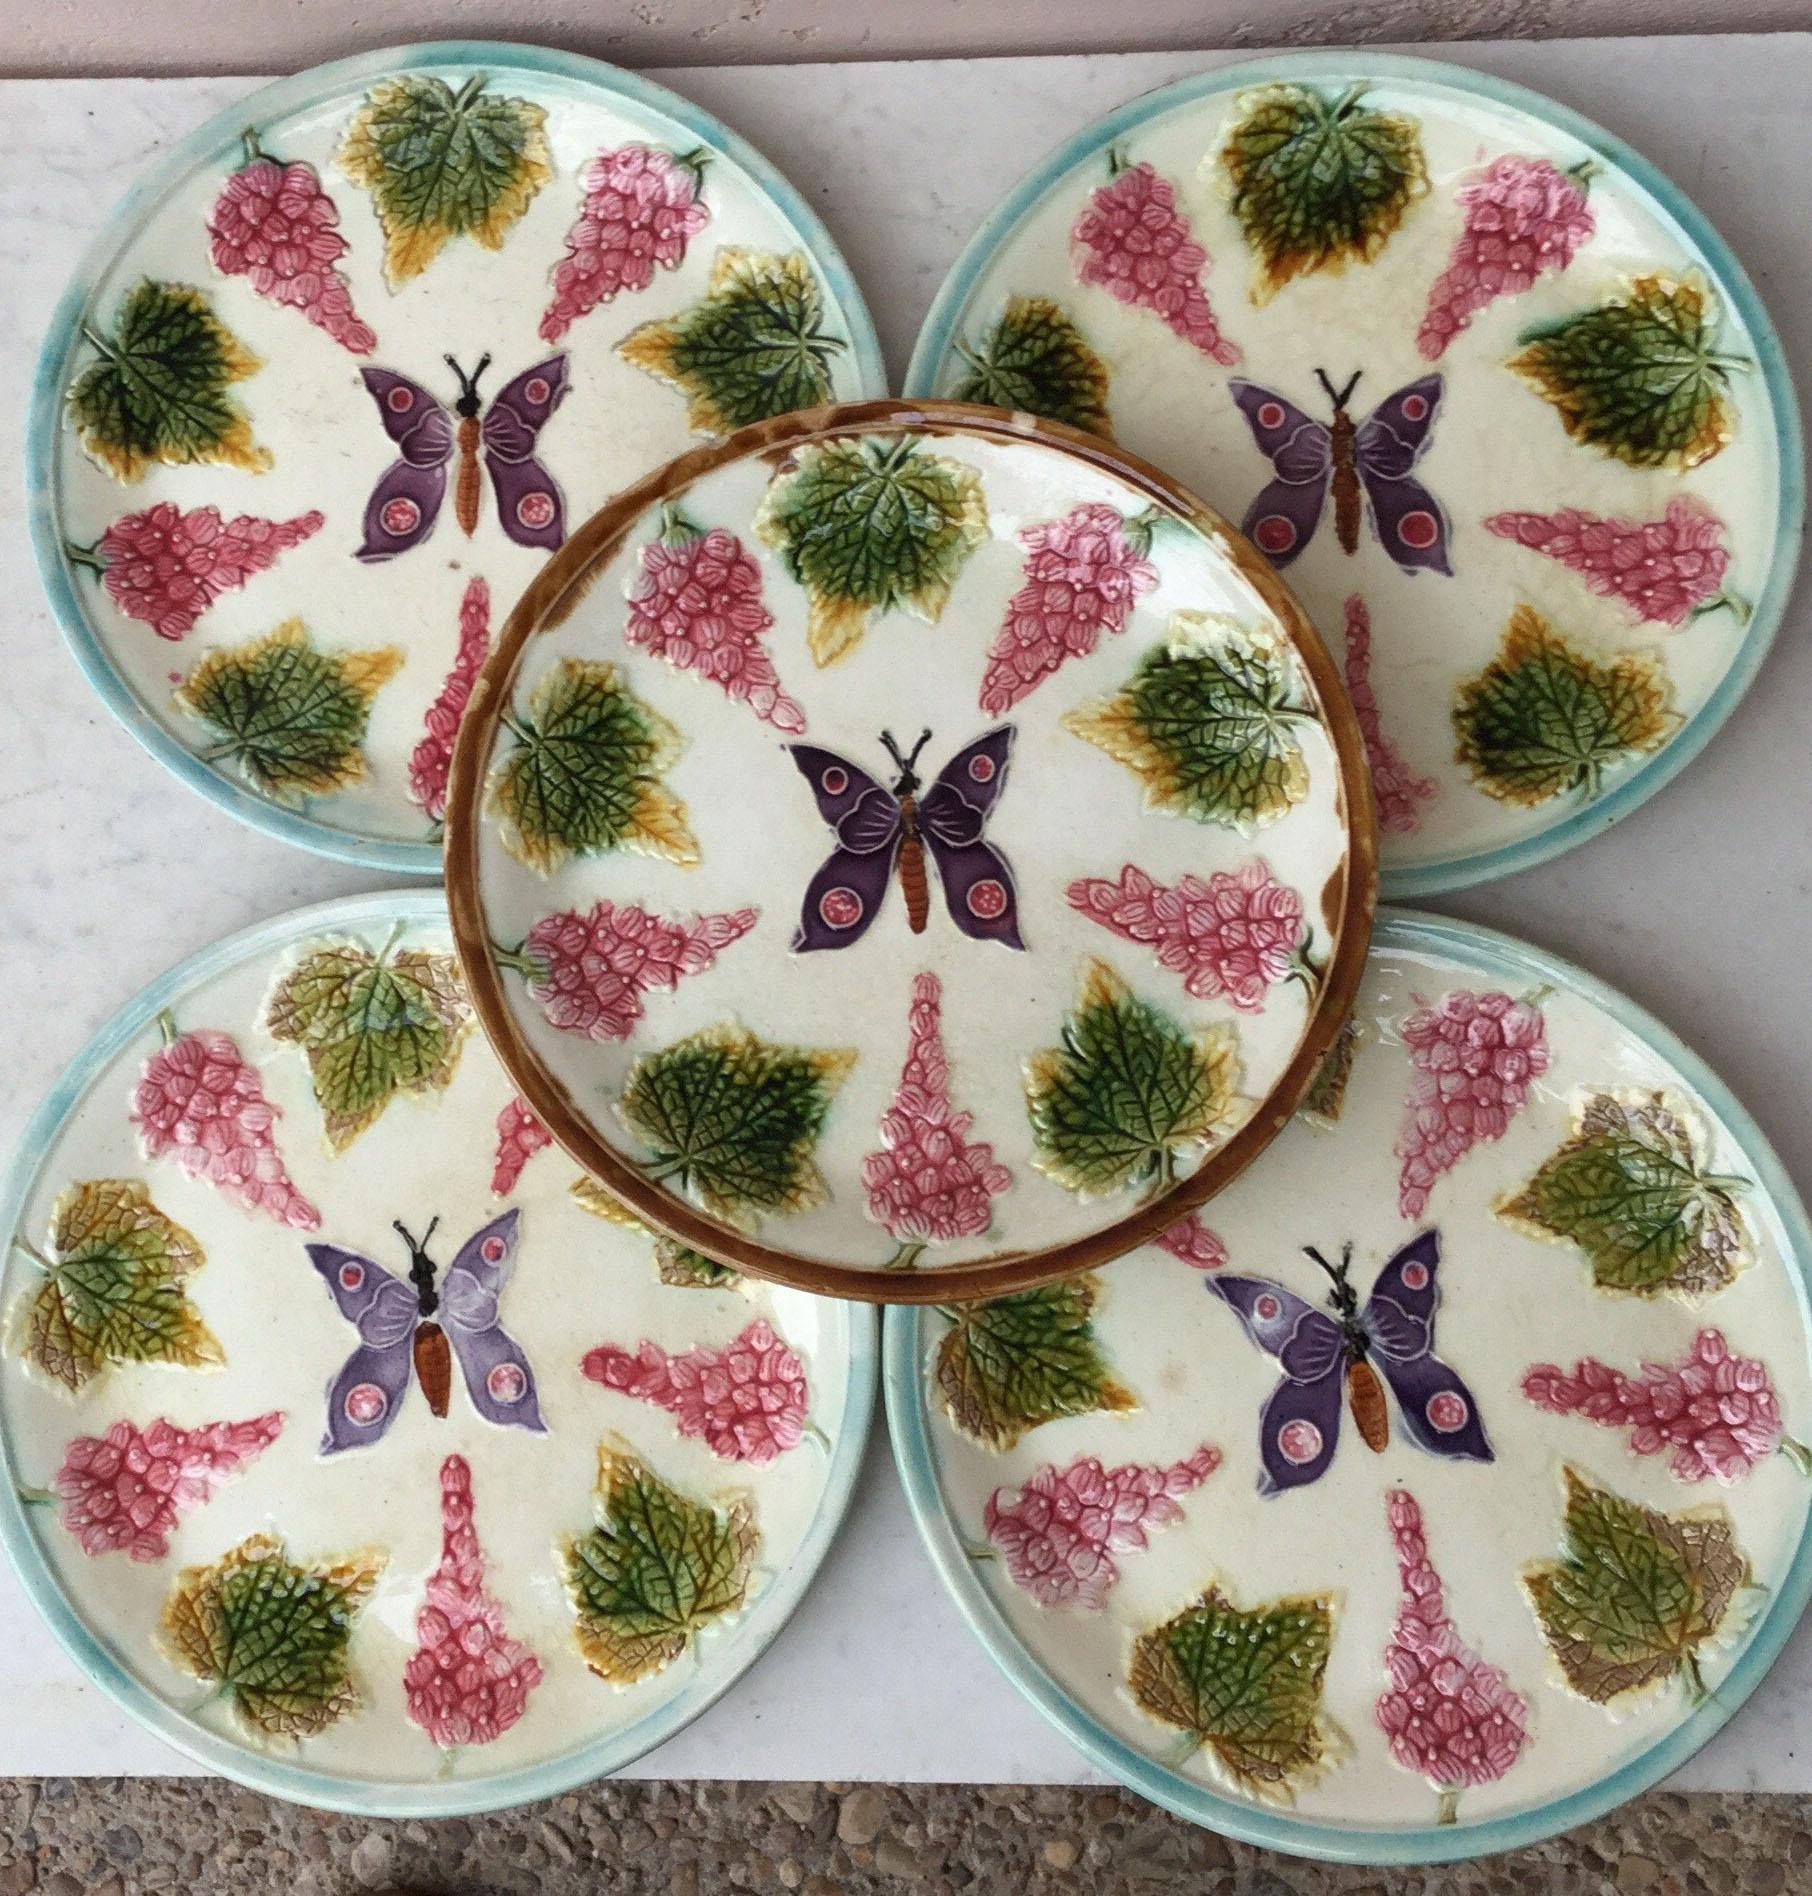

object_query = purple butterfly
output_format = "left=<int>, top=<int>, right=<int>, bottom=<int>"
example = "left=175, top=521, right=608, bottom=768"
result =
left=789, top=727, right=1025, bottom=953
left=1208, top=1232, right=1491, bottom=1496
left=355, top=353, right=570, bottom=563
left=1230, top=370, right=1452, bottom=576
left=306, top=1211, right=545, bottom=1455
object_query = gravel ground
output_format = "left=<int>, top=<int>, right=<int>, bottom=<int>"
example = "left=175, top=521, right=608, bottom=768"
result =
left=0, top=1780, right=1803, bottom=1893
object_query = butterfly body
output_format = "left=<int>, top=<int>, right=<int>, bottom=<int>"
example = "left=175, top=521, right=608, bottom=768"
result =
left=306, top=1211, right=545, bottom=1454
left=356, top=353, right=569, bottom=563
left=789, top=727, right=1025, bottom=953
left=1231, top=369, right=1452, bottom=577
left=1210, top=1232, right=1491, bottom=1494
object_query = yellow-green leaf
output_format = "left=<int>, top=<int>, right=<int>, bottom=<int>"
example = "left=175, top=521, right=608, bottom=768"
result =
left=950, top=295, right=1112, bottom=436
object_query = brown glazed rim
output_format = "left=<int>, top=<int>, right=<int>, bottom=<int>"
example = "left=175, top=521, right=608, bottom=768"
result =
left=445, top=398, right=1379, bottom=1305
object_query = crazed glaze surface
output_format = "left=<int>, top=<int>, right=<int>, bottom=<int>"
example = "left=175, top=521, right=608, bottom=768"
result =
left=32, top=44, right=881, bottom=871
left=890, top=913, right=1812, bottom=1861
left=907, top=57, right=1799, bottom=896
left=0, top=892, right=872, bottom=1812
left=450, top=405, right=1372, bottom=1297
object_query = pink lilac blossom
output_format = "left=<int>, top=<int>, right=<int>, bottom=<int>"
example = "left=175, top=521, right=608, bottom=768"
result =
left=1395, top=990, right=1549, bottom=1220
left=1523, top=1329, right=1793, bottom=1484
left=982, top=1446, right=1220, bottom=1610
left=863, top=973, right=1012, bottom=1251
left=404, top=1455, right=543, bottom=1747
left=409, top=577, right=491, bottom=821
left=1416, top=155, right=1595, bottom=360
left=1343, top=594, right=1436, bottom=835
left=1484, top=498, right=1738, bottom=629
left=540, top=144, right=712, bottom=343
left=1072, top=155, right=1239, bottom=365
left=1067, top=860, right=1304, bottom=1012
left=581, top=1320, right=809, bottom=1464
left=624, top=515, right=805, bottom=731
left=507, top=901, right=758, bottom=1041
left=977, top=503, right=1160, bottom=715
left=1155, top=1213, right=1229, bottom=1270
left=491, top=1095, right=553, bottom=1197
left=132, top=1023, right=320, bottom=1229
left=50, top=1413, right=284, bottom=1561
left=1376, top=1488, right=1530, bottom=1818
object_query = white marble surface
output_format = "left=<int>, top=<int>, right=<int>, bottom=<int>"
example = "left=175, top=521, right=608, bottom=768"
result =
left=0, top=35, right=1808, bottom=1790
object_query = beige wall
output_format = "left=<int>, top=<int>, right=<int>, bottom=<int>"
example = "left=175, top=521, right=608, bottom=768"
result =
left=3, top=0, right=1805, bottom=76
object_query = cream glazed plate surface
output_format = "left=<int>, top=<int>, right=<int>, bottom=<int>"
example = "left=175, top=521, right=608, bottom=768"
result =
left=445, top=401, right=1374, bottom=1302
left=27, top=42, right=882, bottom=872
left=887, top=912, right=1812, bottom=1862
left=907, top=53, right=1802, bottom=896
left=0, top=892, right=874, bottom=1814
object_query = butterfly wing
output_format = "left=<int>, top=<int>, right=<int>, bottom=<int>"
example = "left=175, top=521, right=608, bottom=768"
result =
left=1355, top=375, right=1452, bottom=576
left=1209, top=1274, right=1347, bottom=1494
left=1362, top=1230, right=1493, bottom=1463
left=1230, top=380, right=1334, bottom=568
left=306, top=1244, right=418, bottom=1454
left=482, top=356, right=571, bottom=552
left=439, top=1210, right=547, bottom=1434
left=355, top=369, right=453, bottom=562
left=788, top=745, right=902, bottom=952
left=918, top=728, right=1025, bottom=950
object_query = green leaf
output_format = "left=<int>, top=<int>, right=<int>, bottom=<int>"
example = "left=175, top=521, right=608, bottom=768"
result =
left=617, top=248, right=842, bottom=436
left=569, top=1176, right=743, bottom=1289
left=1299, top=1017, right=1362, bottom=1129
left=173, top=620, right=402, bottom=805
left=1129, top=1583, right=1338, bottom=1801
left=158, top=1532, right=384, bottom=1739
left=562, top=1438, right=757, bottom=1683
left=1218, top=82, right=1428, bottom=303
left=339, top=72, right=551, bottom=286
left=14, top=1178, right=221, bottom=1395
left=1064, top=610, right=1312, bottom=830
left=1523, top=1467, right=1748, bottom=1706
left=951, top=295, right=1111, bottom=436
left=753, top=433, right=989, bottom=666
left=1453, top=605, right=1679, bottom=807
left=487, top=658, right=698, bottom=875
left=1025, top=958, right=1244, bottom=1199
left=265, top=935, right=473, bottom=1153
left=617, top=1023, right=856, bottom=1229
left=1509, top=276, right=1741, bottom=471
left=934, top=1273, right=1135, bottom=1449
left=68, top=280, right=269, bottom=483
left=1497, top=1090, right=1753, bottom=1297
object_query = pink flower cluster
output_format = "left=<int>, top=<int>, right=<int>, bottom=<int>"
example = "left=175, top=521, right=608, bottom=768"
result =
left=540, top=144, right=712, bottom=342
left=207, top=150, right=377, bottom=353
left=625, top=520, right=805, bottom=732
left=512, top=901, right=758, bottom=1041
left=1343, top=595, right=1436, bottom=835
left=1155, top=1213, right=1229, bottom=1270
left=978, top=503, right=1160, bottom=715
left=52, top=1413, right=284, bottom=1561
left=87, top=502, right=323, bottom=641
left=1524, top=1329, right=1787, bottom=1484
left=404, top=1455, right=543, bottom=1748
left=1068, top=859, right=1303, bottom=1011
left=1375, top=1488, right=1530, bottom=1806
left=409, top=577, right=491, bottom=821
left=1395, top=990, right=1549, bottom=1220
left=1484, top=498, right=1736, bottom=629
left=491, top=1095, right=553, bottom=1197
left=582, top=1319, right=809, bottom=1464
left=132, top=1024, right=320, bottom=1229
left=1417, top=155, right=1594, bottom=359
left=864, top=973, right=1012, bottom=1247
left=1072, top=157, right=1238, bottom=365
left=983, top=1446, right=1220, bottom=1610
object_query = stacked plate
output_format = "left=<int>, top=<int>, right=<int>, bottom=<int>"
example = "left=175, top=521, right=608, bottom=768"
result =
left=9, top=36, right=1807, bottom=1863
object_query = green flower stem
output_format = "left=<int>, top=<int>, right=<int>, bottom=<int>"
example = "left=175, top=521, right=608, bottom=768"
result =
left=490, top=939, right=546, bottom=981
left=963, top=1540, right=996, bottom=1563
left=883, top=1240, right=927, bottom=1272
left=9, top=1236, right=54, bottom=1275
left=802, top=1420, right=831, bottom=1455
left=239, top=126, right=274, bottom=168
left=1436, top=1786, right=1460, bottom=1826
left=451, top=73, right=485, bottom=111
left=155, top=1008, right=179, bottom=1049
left=1683, top=1651, right=1709, bottom=1707
left=1692, top=590, right=1752, bottom=624
left=79, top=322, right=116, bottom=361
left=1566, top=159, right=1599, bottom=189
left=62, top=541, right=106, bottom=577
left=375, top=918, right=407, bottom=966
left=1778, top=1434, right=1812, bottom=1476
left=15, top=1486, right=55, bottom=1509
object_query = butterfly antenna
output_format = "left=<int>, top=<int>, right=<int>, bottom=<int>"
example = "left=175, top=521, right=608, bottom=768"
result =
left=1314, top=368, right=1340, bottom=407
left=1303, top=1243, right=1356, bottom=1315
left=880, top=730, right=907, bottom=771
left=1337, top=370, right=1363, bottom=408
left=905, top=728, right=932, bottom=771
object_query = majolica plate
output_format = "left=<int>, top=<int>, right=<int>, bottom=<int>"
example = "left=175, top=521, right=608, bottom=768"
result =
left=0, top=891, right=873, bottom=1815
left=906, top=53, right=1803, bottom=897
left=444, top=399, right=1375, bottom=1302
left=887, top=911, right=1812, bottom=1862
left=26, top=42, right=882, bottom=874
